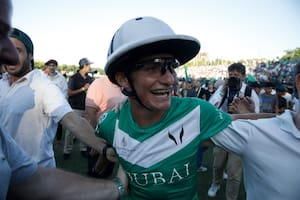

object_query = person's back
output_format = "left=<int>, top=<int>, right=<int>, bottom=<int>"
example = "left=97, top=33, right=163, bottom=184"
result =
left=86, top=75, right=126, bottom=121
left=85, top=75, right=126, bottom=177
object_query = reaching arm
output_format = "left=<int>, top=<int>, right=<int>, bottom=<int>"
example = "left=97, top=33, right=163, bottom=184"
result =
left=8, top=166, right=127, bottom=200
left=60, top=112, right=106, bottom=153
left=85, top=105, right=100, bottom=129
left=230, top=96, right=276, bottom=120
left=202, top=96, right=276, bottom=147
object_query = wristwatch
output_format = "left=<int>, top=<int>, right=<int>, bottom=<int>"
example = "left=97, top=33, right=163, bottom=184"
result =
left=113, top=177, right=125, bottom=199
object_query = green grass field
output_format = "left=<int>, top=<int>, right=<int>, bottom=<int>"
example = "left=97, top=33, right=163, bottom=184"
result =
left=54, top=140, right=246, bottom=200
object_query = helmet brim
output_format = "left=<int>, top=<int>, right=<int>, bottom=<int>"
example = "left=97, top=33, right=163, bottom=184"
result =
left=105, top=34, right=200, bottom=84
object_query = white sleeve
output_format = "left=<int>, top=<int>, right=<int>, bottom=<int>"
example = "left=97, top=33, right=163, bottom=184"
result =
left=211, top=120, right=251, bottom=155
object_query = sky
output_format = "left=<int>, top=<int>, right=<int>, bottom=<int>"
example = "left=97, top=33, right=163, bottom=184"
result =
left=11, top=0, right=300, bottom=68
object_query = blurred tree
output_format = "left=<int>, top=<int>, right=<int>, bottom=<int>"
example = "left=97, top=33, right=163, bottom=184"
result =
left=281, top=47, right=300, bottom=61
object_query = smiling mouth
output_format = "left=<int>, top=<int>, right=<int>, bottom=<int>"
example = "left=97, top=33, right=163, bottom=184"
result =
left=152, top=89, right=172, bottom=96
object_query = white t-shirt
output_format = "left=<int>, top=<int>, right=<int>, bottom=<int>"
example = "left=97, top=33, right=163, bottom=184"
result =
left=209, top=82, right=260, bottom=113
left=0, top=70, right=72, bottom=167
left=212, top=110, right=300, bottom=200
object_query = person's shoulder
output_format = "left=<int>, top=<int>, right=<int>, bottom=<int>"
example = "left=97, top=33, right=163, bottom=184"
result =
left=99, top=101, right=127, bottom=123
left=31, top=69, right=51, bottom=82
left=172, top=96, right=207, bottom=108
left=69, top=72, right=79, bottom=79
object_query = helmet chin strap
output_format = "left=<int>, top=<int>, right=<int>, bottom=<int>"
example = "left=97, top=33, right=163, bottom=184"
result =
left=122, top=79, right=153, bottom=111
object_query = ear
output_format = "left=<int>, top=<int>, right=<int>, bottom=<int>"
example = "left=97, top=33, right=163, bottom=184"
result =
left=115, top=72, right=131, bottom=89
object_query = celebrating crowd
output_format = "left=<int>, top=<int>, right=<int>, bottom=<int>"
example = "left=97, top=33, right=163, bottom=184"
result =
left=1, top=0, right=300, bottom=200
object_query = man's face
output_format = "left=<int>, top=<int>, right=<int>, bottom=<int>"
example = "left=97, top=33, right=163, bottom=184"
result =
left=47, top=63, right=57, bottom=73
left=0, top=0, right=19, bottom=66
left=228, top=70, right=243, bottom=79
left=4, top=37, right=31, bottom=76
left=118, top=54, right=177, bottom=112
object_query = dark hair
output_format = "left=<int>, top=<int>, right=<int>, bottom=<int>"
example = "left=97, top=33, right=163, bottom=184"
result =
left=45, top=59, right=58, bottom=66
left=228, top=63, right=246, bottom=75
left=10, top=28, right=34, bottom=56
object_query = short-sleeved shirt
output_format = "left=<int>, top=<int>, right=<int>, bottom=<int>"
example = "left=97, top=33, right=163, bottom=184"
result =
left=68, top=72, right=94, bottom=110
left=209, top=82, right=260, bottom=113
left=96, top=97, right=231, bottom=199
left=85, top=76, right=126, bottom=118
left=212, top=110, right=300, bottom=200
left=45, top=70, right=68, bottom=98
left=0, top=127, right=37, bottom=199
left=0, top=70, right=72, bottom=167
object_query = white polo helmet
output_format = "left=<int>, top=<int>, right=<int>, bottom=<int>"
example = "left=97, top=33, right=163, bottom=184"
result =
left=105, top=16, right=201, bottom=84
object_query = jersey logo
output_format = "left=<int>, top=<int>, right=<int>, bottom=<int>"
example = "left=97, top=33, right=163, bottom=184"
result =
left=168, top=127, right=184, bottom=145
left=113, top=106, right=201, bottom=168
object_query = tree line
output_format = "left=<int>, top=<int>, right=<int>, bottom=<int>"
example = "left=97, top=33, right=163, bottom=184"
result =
left=34, top=47, right=300, bottom=74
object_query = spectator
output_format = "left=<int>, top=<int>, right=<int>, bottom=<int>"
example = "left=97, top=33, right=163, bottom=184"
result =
left=275, top=84, right=288, bottom=114
left=63, top=57, right=94, bottom=159
left=85, top=75, right=126, bottom=177
left=207, top=63, right=260, bottom=199
left=44, top=59, right=68, bottom=147
left=0, top=28, right=107, bottom=168
left=211, top=61, right=300, bottom=199
left=259, top=82, right=277, bottom=113
left=0, top=0, right=126, bottom=199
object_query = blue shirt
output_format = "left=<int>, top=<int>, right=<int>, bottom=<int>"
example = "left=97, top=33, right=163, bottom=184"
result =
left=0, top=127, right=37, bottom=199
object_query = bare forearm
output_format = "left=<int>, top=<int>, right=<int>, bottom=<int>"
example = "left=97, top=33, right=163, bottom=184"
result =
left=85, top=106, right=99, bottom=129
left=231, top=113, right=276, bottom=120
left=61, top=112, right=106, bottom=152
left=8, top=167, right=119, bottom=200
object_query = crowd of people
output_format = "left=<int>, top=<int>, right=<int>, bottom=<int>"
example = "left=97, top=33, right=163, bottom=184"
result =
left=1, top=0, right=300, bottom=199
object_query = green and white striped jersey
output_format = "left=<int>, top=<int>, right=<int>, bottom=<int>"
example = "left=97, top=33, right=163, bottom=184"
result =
left=96, top=97, right=231, bottom=200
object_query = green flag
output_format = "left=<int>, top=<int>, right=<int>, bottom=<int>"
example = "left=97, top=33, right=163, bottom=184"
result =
left=184, top=66, right=189, bottom=80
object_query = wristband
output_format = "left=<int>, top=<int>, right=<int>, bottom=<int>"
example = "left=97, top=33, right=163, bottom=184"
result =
left=112, top=177, right=125, bottom=199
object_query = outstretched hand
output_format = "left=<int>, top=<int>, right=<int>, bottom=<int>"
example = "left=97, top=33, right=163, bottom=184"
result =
left=231, top=96, right=255, bottom=114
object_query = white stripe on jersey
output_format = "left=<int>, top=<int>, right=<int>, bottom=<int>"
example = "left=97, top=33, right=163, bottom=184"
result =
left=113, top=106, right=201, bottom=168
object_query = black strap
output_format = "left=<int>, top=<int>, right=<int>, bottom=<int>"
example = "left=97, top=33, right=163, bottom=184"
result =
left=218, top=88, right=228, bottom=109
left=244, top=85, right=252, bottom=97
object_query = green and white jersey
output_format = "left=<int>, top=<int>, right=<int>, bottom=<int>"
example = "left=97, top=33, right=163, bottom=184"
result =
left=96, top=97, right=231, bottom=200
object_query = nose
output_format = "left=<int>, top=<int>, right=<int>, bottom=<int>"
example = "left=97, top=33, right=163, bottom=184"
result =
left=160, top=68, right=176, bottom=85
left=0, top=38, right=19, bottom=66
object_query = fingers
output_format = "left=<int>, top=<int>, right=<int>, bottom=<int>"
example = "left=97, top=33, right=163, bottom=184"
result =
left=231, top=97, right=255, bottom=113
left=106, top=147, right=118, bottom=162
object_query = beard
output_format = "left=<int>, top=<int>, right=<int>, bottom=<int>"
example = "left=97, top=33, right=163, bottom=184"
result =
left=11, top=56, right=32, bottom=77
